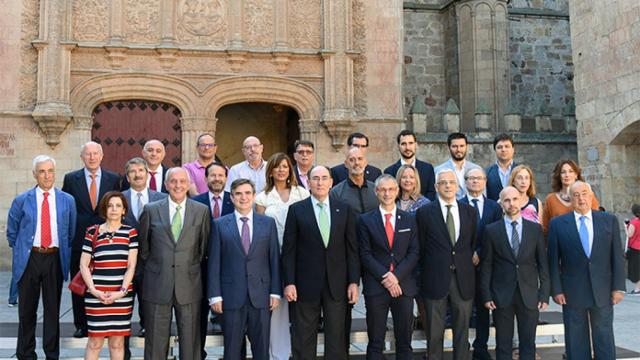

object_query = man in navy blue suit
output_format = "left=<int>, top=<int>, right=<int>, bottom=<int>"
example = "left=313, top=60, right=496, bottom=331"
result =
left=485, top=133, right=517, bottom=201
left=548, top=181, right=625, bottom=360
left=460, top=167, right=503, bottom=360
left=384, top=130, right=436, bottom=201
left=358, top=174, right=419, bottom=360
left=208, top=178, right=281, bottom=360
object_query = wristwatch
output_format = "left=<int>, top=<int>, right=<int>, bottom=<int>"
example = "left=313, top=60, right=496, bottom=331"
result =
left=119, top=287, right=129, bottom=295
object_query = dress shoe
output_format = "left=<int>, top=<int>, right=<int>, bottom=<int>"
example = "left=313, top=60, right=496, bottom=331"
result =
left=472, top=349, right=493, bottom=360
left=137, top=328, right=145, bottom=337
left=73, top=328, right=87, bottom=338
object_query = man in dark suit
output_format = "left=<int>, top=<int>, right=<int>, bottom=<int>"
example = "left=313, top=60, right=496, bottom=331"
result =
left=331, top=132, right=381, bottom=183
left=485, top=133, right=517, bottom=201
left=460, top=167, right=503, bottom=360
left=384, top=129, right=436, bottom=201
left=208, top=178, right=281, bottom=360
left=121, top=157, right=167, bottom=343
left=358, top=174, right=419, bottom=360
left=121, top=139, right=170, bottom=193
left=293, top=140, right=315, bottom=190
left=548, top=181, right=625, bottom=360
left=62, top=141, right=121, bottom=338
left=138, top=167, right=210, bottom=360
left=481, top=186, right=550, bottom=360
left=283, top=165, right=360, bottom=360
left=7, top=155, right=77, bottom=359
left=416, top=168, right=477, bottom=360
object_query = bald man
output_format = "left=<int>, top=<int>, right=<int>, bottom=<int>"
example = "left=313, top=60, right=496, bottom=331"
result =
left=330, top=147, right=378, bottom=215
left=122, top=139, right=169, bottom=194
left=225, top=136, right=267, bottom=193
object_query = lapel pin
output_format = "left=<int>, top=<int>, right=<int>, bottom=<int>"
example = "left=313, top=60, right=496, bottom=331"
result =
left=336, top=209, right=340, bottom=213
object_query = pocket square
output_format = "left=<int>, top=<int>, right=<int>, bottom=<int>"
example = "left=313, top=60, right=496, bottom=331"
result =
left=398, top=228, right=411, bottom=233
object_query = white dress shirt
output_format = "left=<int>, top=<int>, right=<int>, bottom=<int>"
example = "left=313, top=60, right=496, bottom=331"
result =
left=147, top=165, right=163, bottom=189
left=439, top=197, right=460, bottom=242
left=467, top=194, right=484, bottom=219
left=225, top=160, right=268, bottom=193
left=310, top=195, right=331, bottom=229
left=168, top=197, right=186, bottom=228
left=574, top=210, right=594, bottom=254
left=83, top=167, right=102, bottom=196
left=380, top=205, right=397, bottom=229
left=130, top=189, right=149, bottom=218
left=34, top=187, right=59, bottom=248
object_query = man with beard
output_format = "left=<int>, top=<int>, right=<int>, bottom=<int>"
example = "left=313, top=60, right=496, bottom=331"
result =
left=330, top=147, right=378, bottom=214
left=435, top=132, right=481, bottom=199
left=122, top=140, right=170, bottom=193
left=226, top=136, right=268, bottom=193
left=330, top=132, right=382, bottom=184
left=384, top=130, right=436, bottom=201
left=184, top=134, right=220, bottom=196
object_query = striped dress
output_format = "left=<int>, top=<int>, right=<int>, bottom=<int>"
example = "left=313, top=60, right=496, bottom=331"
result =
left=83, top=225, right=137, bottom=337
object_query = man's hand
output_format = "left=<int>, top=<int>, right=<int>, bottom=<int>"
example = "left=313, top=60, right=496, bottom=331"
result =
left=284, top=285, right=297, bottom=302
left=381, top=272, right=399, bottom=289
left=388, top=284, right=403, bottom=298
left=472, top=252, right=480, bottom=266
left=270, top=297, right=280, bottom=311
left=211, top=302, right=223, bottom=314
left=612, top=291, right=624, bottom=305
left=484, top=301, right=496, bottom=310
left=538, top=302, right=548, bottom=310
left=347, top=283, right=359, bottom=304
left=553, top=293, right=567, bottom=305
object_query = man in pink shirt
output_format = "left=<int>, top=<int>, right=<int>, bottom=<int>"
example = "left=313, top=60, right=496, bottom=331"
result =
left=184, top=133, right=218, bottom=196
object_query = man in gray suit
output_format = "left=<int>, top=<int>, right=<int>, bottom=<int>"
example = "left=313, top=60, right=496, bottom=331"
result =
left=138, top=167, right=210, bottom=360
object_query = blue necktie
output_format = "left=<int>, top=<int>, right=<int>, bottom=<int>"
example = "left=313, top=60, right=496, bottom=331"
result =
left=579, top=216, right=590, bottom=258
left=471, top=198, right=481, bottom=226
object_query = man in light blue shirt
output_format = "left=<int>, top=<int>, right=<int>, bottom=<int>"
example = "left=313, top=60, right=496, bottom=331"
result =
left=434, top=132, right=481, bottom=199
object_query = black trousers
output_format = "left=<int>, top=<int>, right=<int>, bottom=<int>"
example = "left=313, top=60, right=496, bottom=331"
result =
left=493, top=287, right=539, bottom=360
left=70, top=250, right=87, bottom=331
left=472, top=268, right=490, bottom=352
left=17, top=251, right=63, bottom=360
left=291, top=283, right=348, bottom=360
left=364, top=293, right=414, bottom=360
left=221, top=300, right=270, bottom=360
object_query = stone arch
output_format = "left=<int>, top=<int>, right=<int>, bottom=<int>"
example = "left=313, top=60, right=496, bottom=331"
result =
left=607, top=99, right=640, bottom=145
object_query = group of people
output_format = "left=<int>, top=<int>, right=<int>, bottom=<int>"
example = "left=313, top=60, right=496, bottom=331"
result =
left=5, top=129, right=629, bottom=360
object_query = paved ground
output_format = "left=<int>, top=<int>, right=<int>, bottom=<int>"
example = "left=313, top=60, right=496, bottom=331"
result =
left=0, top=271, right=639, bottom=358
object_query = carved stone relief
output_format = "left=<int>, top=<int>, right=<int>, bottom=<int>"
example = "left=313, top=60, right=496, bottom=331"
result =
left=176, top=0, right=228, bottom=46
left=125, top=0, right=160, bottom=43
left=20, top=0, right=39, bottom=109
left=72, top=0, right=109, bottom=42
left=288, top=0, right=321, bottom=49
left=243, top=0, right=274, bottom=48
left=352, top=0, right=367, bottom=116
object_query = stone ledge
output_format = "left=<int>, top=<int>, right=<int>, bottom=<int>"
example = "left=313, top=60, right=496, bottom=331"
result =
left=404, top=2, right=569, bottom=19
left=418, top=132, right=576, bottom=144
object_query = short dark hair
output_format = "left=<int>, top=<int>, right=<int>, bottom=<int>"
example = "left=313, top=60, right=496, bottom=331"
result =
left=347, top=132, right=369, bottom=147
left=229, top=178, right=255, bottom=193
left=632, top=204, right=640, bottom=218
left=294, top=140, right=315, bottom=151
left=98, top=191, right=128, bottom=219
left=493, top=133, right=514, bottom=149
left=396, top=130, right=416, bottom=144
left=196, top=133, right=215, bottom=145
left=205, top=161, right=228, bottom=177
left=447, top=132, right=467, bottom=147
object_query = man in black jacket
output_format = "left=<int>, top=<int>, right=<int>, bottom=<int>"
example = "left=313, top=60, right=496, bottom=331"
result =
left=384, top=130, right=436, bottom=201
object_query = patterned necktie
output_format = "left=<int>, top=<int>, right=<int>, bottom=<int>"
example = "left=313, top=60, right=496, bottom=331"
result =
left=171, top=205, right=182, bottom=242
left=579, top=216, right=590, bottom=258
left=212, top=196, right=221, bottom=219
left=446, top=204, right=456, bottom=246
left=317, top=202, right=330, bottom=247
left=240, top=217, right=251, bottom=254
left=89, top=174, right=97, bottom=209
left=511, top=220, right=520, bottom=256
left=385, top=213, right=394, bottom=271
left=41, top=192, right=52, bottom=248
left=149, top=171, right=157, bottom=191
left=136, top=192, right=144, bottom=220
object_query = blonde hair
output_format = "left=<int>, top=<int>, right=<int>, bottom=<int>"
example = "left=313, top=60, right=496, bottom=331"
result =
left=395, top=165, right=422, bottom=199
left=508, top=164, right=537, bottom=198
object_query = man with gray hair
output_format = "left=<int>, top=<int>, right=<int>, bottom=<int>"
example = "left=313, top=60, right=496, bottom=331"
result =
left=225, top=136, right=267, bottom=193
left=62, top=141, right=121, bottom=338
left=330, top=147, right=378, bottom=214
left=8, top=155, right=77, bottom=359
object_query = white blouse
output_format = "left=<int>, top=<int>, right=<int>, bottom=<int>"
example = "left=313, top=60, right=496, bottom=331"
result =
left=255, top=185, right=310, bottom=245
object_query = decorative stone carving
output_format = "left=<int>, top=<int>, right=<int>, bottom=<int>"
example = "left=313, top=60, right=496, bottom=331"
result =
left=19, top=0, right=39, bottom=110
left=73, top=0, right=109, bottom=42
left=226, top=50, right=248, bottom=72
left=105, top=47, right=128, bottom=69
left=244, top=0, right=274, bottom=48
left=272, top=52, right=291, bottom=74
left=125, top=0, right=160, bottom=43
left=32, top=103, right=74, bottom=147
left=157, top=47, right=179, bottom=70
left=323, top=110, right=357, bottom=150
left=176, top=0, right=228, bottom=46
left=351, top=0, right=367, bottom=116
left=73, top=116, right=94, bottom=130
left=288, top=0, right=321, bottom=49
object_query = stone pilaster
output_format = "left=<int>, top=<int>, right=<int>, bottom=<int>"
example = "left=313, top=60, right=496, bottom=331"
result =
left=274, top=0, right=288, bottom=49
left=159, top=0, right=176, bottom=45
left=181, top=116, right=216, bottom=163
left=443, top=99, right=461, bottom=133
left=108, top=0, right=124, bottom=43
left=299, top=118, right=320, bottom=147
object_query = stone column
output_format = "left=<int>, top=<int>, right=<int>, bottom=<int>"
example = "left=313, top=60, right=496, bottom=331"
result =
left=563, top=101, right=577, bottom=133
left=181, top=116, right=217, bottom=163
left=274, top=0, right=288, bottom=49
left=31, top=0, right=74, bottom=147
left=159, top=0, right=176, bottom=45
left=229, top=0, right=243, bottom=48
left=299, top=119, right=320, bottom=147
left=456, top=0, right=510, bottom=131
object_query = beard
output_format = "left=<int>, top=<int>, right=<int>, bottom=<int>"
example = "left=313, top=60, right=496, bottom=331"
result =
left=401, top=150, right=415, bottom=160
left=451, top=150, right=466, bottom=161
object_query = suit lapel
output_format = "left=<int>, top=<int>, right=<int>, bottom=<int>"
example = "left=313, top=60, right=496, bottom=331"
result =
left=392, top=212, right=407, bottom=251
left=75, top=170, right=92, bottom=209
left=371, top=209, right=390, bottom=250
left=303, top=198, right=326, bottom=248
left=499, top=220, right=517, bottom=263
left=328, top=200, right=342, bottom=247
left=228, top=213, right=246, bottom=256
left=159, top=198, right=176, bottom=245
left=563, top=214, right=587, bottom=258
left=591, top=212, right=602, bottom=259
left=433, top=200, right=453, bottom=246
left=248, top=215, right=262, bottom=256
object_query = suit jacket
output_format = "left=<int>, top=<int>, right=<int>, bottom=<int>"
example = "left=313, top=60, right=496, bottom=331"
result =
left=434, top=159, right=482, bottom=199
left=294, top=167, right=310, bottom=191
left=7, top=187, right=77, bottom=281
left=460, top=195, right=503, bottom=254
left=480, top=218, right=550, bottom=310
left=282, top=197, right=360, bottom=302
left=384, top=159, right=436, bottom=201
left=122, top=188, right=168, bottom=229
left=416, top=199, right=477, bottom=300
left=192, top=191, right=234, bottom=220
left=138, top=198, right=210, bottom=305
left=62, top=168, right=121, bottom=251
left=358, top=208, right=419, bottom=297
left=208, top=213, right=281, bottom=310
left=121, top=165, right=170, bottom=193
left=331, top=164, right=381, bottom=184
left=547, top=211, right=626, bottom=308
left=485, top=162, right=518, bottom=201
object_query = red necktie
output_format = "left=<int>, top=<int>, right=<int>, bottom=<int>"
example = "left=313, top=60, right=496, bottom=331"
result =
left=149, top=171, right=157, bottom=191
left=41, top=192, right=52, bottom=248
left=212, top=196, right=221, bottom=219
left=384, top=213, right=394, bottom=271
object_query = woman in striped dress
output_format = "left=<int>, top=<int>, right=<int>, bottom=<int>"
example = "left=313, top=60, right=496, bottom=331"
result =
left=80, top=191, right=138, bottom=360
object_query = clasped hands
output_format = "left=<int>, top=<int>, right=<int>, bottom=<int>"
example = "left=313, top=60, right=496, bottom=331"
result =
left=90, top=288, right=125, bottom=305
left=381, top=272, right=402, bottom=298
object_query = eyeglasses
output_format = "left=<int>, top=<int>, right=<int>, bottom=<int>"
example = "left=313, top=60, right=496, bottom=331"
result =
left=242, top=144, right=262, bottom=150
left=437, top=180, right=457, bottom=186
left=198, top=143, right=216, bottom=149
left=466, top=176, right=485, bottom=181
left=296, top=150, right=313, bottom=155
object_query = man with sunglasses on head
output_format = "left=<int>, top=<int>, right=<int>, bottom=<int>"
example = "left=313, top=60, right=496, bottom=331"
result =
left=226, top=136, right=268, bottom=193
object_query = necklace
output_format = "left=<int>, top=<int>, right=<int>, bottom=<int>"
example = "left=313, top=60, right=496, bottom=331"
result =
left=558, top=191, right=571, bottom=203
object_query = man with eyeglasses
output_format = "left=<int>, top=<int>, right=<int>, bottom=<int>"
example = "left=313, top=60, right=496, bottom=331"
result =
left=184, top=133, right=219, bottom=196
left=293, top=140, right=315, bottom=190
left=225, top=136, right=268, bottom=193
left=415, top=169, right=477, bottom=360
left=330, top=132, right=382, bottom=184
